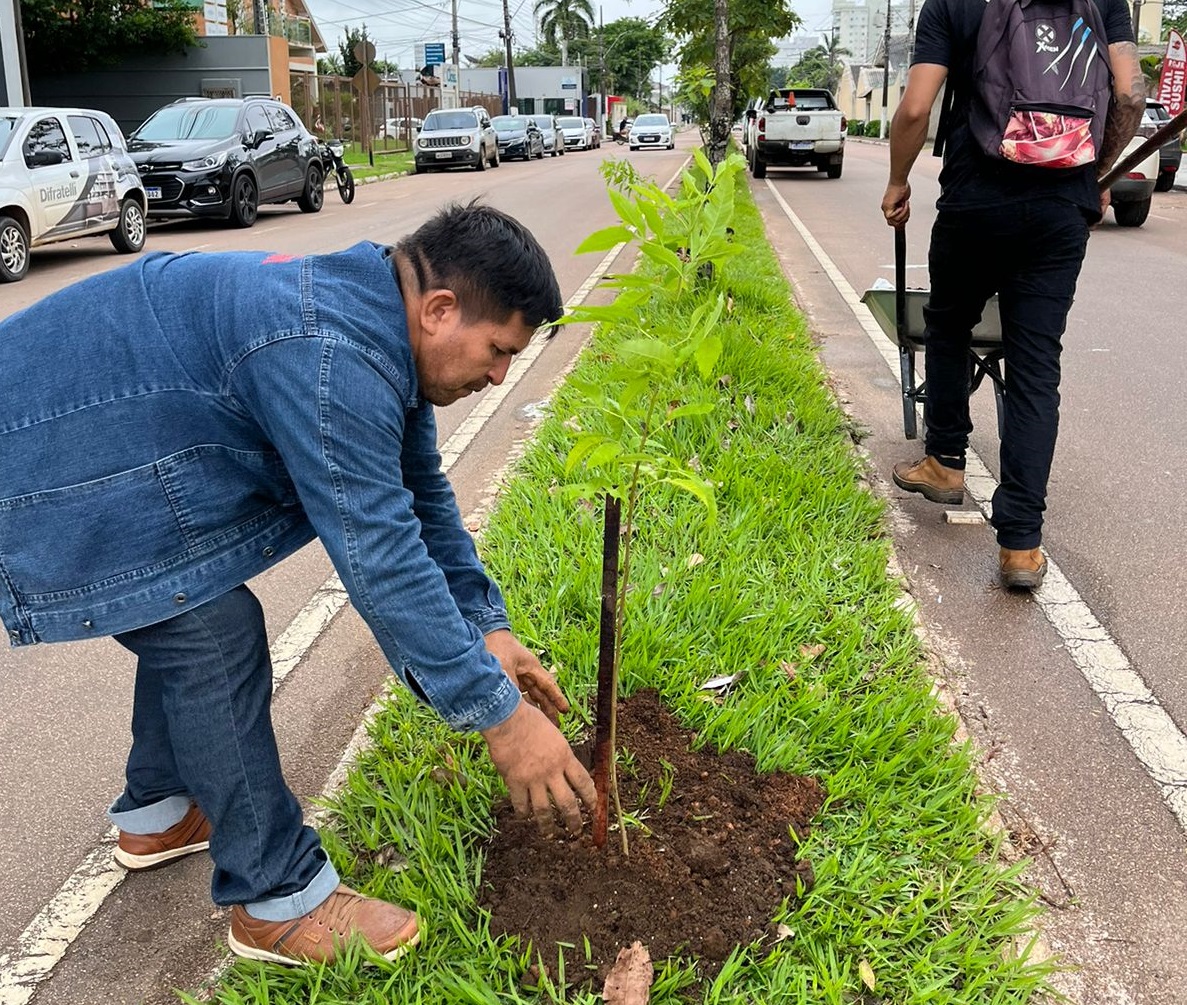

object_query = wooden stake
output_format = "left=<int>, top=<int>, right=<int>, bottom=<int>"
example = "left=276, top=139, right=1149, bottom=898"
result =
left=592, top=493, right=621, bottom=849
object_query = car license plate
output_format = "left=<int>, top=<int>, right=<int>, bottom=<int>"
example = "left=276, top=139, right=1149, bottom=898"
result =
left=146, top=186, right=162, bottom=200
left=434, top=151, right=452, bottom=159
left=790, top=141, right=814, bottom=151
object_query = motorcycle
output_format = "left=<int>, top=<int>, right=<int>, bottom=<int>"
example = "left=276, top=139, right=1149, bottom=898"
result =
left=320, top=139, right=355, bottom=204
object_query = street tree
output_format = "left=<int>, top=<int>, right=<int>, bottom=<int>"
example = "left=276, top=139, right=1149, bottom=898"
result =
left=534, top=0, right=596, bottom=65
left=20, top=0, right=198, bottom=72
left=596, top=18, right=672, bottom=101
left=787, top=36, right=851, bottom=93
left=662, top=0, right=800, bottom=160
left=339, top=26, right=378, bottom=77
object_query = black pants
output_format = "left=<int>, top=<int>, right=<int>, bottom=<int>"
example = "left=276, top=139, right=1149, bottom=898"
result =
left=923, top=200, right=1090, bottom=550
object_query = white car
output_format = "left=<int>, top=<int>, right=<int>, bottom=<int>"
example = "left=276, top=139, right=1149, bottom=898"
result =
left=0, top=106, right=147, bottom=282
left=1108, top=132, right=1160, bottom=228
left=629, top=113, right=674, bottom=151
left=557, top=115, right=590, bottom=150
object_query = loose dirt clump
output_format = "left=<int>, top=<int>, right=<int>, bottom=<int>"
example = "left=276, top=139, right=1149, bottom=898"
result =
left=480, top=690, right=826, bottom=986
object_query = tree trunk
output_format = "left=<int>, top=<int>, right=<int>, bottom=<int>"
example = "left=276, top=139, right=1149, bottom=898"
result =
left=708, top=0, right=732, bottom=167
left=591, top=494, right=621, bottom=849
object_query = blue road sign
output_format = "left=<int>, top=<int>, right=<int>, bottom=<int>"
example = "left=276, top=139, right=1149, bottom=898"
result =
left=424, top=42, right=446, bottom=65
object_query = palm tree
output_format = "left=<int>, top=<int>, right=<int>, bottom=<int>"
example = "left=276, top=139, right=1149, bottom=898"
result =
left=533, top=0, right=596, bottom=66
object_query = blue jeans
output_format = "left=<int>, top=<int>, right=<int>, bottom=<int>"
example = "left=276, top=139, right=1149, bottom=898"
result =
left=107, top=585, right=339, bottom=921
left=922, top=200, right=1090, bottom=550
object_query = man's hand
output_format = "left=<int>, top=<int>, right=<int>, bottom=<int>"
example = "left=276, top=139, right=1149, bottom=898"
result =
left=882, top=182, right=912, bottom=227
left=482, top=701, right=597, bottom=837
left=1098, top=185, right=1112, bottom=222
left=485, top=629, right=570, bottom=724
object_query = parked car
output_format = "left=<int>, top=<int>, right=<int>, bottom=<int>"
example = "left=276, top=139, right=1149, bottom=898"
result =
left=491, top=115, right=545, bottom=161
left=1109, top=132, right=1159, bottom=227
left=529, top=114, right=565, bottom=156
left=377, top=116, right=422, bottom=141
left=0, top=105, right=147, bottom=283
left=557, top=115, right=590, bottom=150
left=744, top=88, right=845, bottom=178
left=629, top=113, right=675, bottom=151
left=128, top=97, right=323, bottom=228
left=414, top=106, right=499, bottom=172
left=1142, top=98, right=1182, bottom=192
left=584, top=118, right=602, bottom=148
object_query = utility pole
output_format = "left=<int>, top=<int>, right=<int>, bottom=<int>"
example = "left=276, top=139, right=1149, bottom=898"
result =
left=450, top=0, right=461, bottom=108
left=879, top=0, right=892, bottom=138
left=1131, top=0, right=1144, bottom=40
left=500, top=0, right=518, bottom=108
left=598, top=6, right=606, bottom=133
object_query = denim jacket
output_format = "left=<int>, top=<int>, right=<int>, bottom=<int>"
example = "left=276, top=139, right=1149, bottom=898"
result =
left=0, top=243, right=520, bottom=732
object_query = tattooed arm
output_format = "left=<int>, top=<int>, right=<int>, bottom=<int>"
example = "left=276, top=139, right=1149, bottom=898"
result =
left=1097, top=41, right=1146, bottom=178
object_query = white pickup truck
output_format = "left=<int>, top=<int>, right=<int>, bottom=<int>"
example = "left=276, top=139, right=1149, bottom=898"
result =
left=743, top=88, right=847, bottom=179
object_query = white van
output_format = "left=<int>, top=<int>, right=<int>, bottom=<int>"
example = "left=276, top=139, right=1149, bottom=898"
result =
left=0, top=106, right=148, bottom=283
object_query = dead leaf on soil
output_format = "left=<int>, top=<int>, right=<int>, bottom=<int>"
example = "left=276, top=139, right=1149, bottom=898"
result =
left=428, top=766, right=469, bottom=789
left=717, top=374, right=733, bottom=388
left=603, top=941, right=654, bottom=1005
left=859, top=958, right=876, bottom=990
left=744, top=394, right=756, bottom=416
left=652, top=582, right=666, bottom=597
left=686, top=553, right=705, bottom=568
left=780, top=661, right=798, bottom=681
left=799, top=643, right=825, bottom=660
left=775, top=922, right=795, bottom=942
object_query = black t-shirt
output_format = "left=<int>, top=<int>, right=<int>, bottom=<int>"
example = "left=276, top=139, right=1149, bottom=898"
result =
left=912, top=0, right=1133, bottom=215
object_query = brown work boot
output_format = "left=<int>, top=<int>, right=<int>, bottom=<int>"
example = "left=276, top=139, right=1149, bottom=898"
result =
left=228, top=884, right=421, bottom=965
left=891, top=455, right=965, bottom=504
left=114, top=802, right=211, bottom=870
left=1000, top=547, right=1047, bottom=590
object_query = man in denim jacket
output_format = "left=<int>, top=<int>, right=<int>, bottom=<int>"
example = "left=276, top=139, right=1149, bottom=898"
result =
left=0, top=202, right=595, bottom=965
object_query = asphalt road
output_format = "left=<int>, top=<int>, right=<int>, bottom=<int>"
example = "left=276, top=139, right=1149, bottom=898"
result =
left=0, top=137, right=688, bottom=1004
left=755, top=138, right=1187, bottom=1004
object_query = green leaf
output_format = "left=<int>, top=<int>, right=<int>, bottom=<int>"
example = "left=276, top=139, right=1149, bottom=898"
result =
left=564, top=433, right=612, bottom=475
left=574, top=225, right=635, bottom=255
left=693, top=332, right=724, bottom=379
left=666, top=402, right=715, bottom=421
left=567, top=302, right=638, bottom=326
left=619, top=338, right=678, bottom=371
left=607, top=186, right=646, bottom=233
left=692, top=146, right=714, bottom=183
left=663, top=475, right=717, bottom=522
left=639, top=241, right=686, bottom=277
left=584, top=440, right=624, bottom=471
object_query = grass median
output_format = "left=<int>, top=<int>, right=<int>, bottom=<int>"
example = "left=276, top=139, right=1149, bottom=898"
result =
left=185, top=163, right=1055, bottom=1005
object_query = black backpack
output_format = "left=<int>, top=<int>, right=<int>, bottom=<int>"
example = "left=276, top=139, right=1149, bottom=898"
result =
left=965, top=0, right=1113, bottom=168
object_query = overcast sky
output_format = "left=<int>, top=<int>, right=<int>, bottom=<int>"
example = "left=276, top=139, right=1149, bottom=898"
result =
left=302, top=0, right=835, bottom=72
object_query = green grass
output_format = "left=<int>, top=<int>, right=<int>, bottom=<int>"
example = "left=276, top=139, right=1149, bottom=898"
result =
left=187, top=168, right=1057, bottom=1004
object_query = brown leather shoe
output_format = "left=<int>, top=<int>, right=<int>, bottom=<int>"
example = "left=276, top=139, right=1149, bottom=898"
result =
left=891, top=456, right=965, bottom=504
left=228, top=884, right=421, bottom=966
left=1000, top=547, right=1047, bottom=590
left=114, top=802, right=211, bottom=870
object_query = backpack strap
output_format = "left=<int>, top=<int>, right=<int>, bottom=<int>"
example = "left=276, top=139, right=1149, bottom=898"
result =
left=932, top=78, right=955, bottom=157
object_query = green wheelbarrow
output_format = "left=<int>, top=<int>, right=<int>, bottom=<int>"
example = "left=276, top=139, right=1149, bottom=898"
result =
left=861, top=227, right=1006, bottom=441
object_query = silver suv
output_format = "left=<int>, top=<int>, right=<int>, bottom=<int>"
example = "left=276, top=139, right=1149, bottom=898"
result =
left=413, top=107, right=499, bottom=173
left=0, top=106, right=148, bottom=282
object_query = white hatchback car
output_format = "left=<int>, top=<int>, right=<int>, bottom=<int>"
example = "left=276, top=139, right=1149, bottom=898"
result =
left=629, top=113, right=675, bottom=151
left=0, top=106, right=148, bottom=283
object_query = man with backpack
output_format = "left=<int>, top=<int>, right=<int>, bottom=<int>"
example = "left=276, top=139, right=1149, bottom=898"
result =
left=882, top=0, right=1145, bottom=589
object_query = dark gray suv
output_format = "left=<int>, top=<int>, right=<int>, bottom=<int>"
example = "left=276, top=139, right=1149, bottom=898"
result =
left=413, top=107, right=499, bottom=173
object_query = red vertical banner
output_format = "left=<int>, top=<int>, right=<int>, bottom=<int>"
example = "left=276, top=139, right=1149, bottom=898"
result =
left=1157, top=30, right=1186, bottom=116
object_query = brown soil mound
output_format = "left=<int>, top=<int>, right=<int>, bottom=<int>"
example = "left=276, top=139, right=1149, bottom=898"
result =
left=480, top=690, right=826, bottom=987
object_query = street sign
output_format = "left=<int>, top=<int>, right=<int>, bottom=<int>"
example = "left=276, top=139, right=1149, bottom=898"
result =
left=424, top=42, right=446, bottom=65
left=353, top=40, right=376, bottom=67
left=560, top=75, right=577, bottom=90
left=1158, top=30, right=1186, bottom=117
left=353, top=66, right=381, bottom=95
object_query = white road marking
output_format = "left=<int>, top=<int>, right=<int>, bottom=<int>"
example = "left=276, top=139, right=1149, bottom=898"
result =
left=0, top=196, right=660, bottom=1002
left=764, top=177, right=1187, bottom=835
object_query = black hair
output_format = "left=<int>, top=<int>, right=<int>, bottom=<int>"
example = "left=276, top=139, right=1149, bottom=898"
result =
left=396, top=200, right=563, bottom=334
